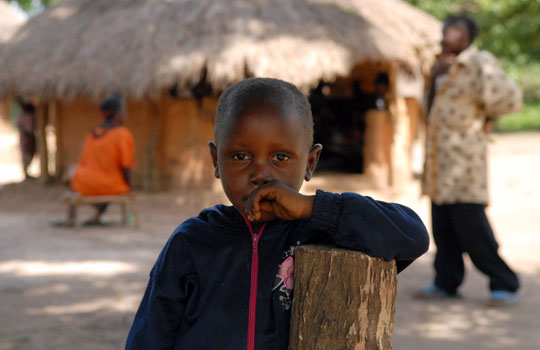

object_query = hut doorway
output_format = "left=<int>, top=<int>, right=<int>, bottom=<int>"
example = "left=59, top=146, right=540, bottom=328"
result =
left=310, top=65, right=392, bottom=174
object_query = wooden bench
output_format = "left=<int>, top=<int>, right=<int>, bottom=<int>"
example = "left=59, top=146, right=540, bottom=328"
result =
left=62, top=192, right=139, bottom=229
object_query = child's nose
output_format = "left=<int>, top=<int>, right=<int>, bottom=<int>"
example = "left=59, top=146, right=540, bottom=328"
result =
left=250, top=162, right=272, bottom=186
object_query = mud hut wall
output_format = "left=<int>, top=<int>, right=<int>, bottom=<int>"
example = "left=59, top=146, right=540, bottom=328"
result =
left=126, top=98, right=159, bottom=188
left=55, top=97, right=97, bottom=176
left=158, top=96, right=217, bottom=190
left=405, top=97, right=422, bottom=142
left=390, top=96, right=413, bottom=187
left=54, top=95, right=217, bottom=190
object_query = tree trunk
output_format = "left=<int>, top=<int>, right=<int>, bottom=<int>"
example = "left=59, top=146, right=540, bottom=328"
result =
left=289, top=245, right=397, bottom=350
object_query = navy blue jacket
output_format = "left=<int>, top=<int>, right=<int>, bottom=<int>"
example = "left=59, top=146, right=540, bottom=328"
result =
left=126, top=190, right=429, bottom=349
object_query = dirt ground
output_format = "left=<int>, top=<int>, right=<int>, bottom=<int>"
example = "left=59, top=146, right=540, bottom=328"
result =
left=0, top=130, right=539, bottom=350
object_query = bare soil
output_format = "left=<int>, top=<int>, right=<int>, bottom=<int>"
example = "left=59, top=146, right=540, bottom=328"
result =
left=0, top=131, right=539, bottom=350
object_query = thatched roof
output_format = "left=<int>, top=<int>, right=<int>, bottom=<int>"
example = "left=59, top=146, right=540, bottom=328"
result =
left=0, top=0, right=441, bottom=100
left=0, top=1, right=25, bottom=42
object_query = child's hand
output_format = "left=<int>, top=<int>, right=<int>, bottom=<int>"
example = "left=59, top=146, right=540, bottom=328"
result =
left=245, top=180, right=314, bottom=222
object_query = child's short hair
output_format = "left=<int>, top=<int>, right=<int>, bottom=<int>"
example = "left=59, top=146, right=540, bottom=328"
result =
left=215, top=78, right=314, bottom=147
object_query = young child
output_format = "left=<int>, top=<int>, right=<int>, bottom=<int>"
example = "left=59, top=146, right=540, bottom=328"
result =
left=126, top=78, right=429, bottom=350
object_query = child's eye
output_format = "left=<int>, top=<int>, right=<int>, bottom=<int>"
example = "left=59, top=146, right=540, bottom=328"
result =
left=272, top=153, right=291, bottom=162
left=231, top=152, right=250, bottom=161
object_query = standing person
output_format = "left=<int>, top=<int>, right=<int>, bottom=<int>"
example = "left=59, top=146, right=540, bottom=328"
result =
left=16, top=100, right=36, bottom=180
left=415, top=14, right=522, bottom=306
left=68, top=93, right=135, bottom=225
left=126, top=78, right=429, bottom=349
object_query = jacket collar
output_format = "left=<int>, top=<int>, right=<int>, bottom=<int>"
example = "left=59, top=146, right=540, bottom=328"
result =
left=199, top=204, right=292, bottom=234
left=455, top=44, right=478, bottom=66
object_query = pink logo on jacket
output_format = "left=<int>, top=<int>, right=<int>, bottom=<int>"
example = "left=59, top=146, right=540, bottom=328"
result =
left=272, top=246, right=296, bottom=310
left=279, top=256, right=294, bottom=290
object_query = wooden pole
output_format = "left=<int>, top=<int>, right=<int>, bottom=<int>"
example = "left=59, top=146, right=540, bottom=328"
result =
left=143, top=99, right=162, bottom=191
left=363, top=109, right=393, bottom=188
left=36, top=102, right=50, bottom=184
left=289, top=245, right=397, bottom=350
left=48, top=99, right=63, bottom=179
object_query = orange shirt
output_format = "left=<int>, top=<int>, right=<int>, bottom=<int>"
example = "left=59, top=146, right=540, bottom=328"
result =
left=71, top=126, right=135, bottom=196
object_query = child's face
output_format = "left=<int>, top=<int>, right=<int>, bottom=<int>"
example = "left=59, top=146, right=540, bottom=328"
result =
left=209, top=106, right=321, bottom=219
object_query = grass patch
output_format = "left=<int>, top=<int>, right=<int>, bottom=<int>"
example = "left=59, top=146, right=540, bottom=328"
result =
left=495, top=102, right=540, bottom=132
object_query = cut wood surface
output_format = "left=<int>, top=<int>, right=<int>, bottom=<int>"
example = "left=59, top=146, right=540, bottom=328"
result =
left=289, top=245, right=397, bottom=350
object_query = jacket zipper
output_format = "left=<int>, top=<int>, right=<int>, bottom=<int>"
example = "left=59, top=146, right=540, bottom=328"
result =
left=242, top=215, right=266, bottom=350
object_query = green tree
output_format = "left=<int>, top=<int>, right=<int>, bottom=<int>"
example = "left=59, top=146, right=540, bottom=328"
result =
left=406, top=0, right=540, bottom=101
left=2, top=0, right=60, bottom=13
left=406, top=0, right=540, bottom=62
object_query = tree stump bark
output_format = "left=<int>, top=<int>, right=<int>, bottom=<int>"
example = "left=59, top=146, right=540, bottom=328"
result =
left=289, top=245, right=397, bottom=350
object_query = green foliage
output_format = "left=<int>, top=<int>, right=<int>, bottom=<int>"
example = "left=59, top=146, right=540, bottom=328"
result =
left=2, top=0, right=60, bottom=13
left=405, top=0, right=540, bottom=63
left=405, top=0, right=476, bottom=19
left=503, top=61, right=540, bottom=103
left=406, top=0, right=540, bottom=104
left=474, top=0, right=540, bottom=65
left=495, top=103, right=540, bottom=132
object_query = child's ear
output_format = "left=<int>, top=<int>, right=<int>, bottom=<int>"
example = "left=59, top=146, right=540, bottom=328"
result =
left=305, top=143, right=323, bottom=181
left=208, top=141, right=220, bottom=179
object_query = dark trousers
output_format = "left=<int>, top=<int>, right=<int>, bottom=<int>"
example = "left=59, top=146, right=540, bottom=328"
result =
left=432, top=202, right=519, bottom=293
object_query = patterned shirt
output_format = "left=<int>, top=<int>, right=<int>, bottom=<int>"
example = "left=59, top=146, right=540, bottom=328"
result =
left=423, top=45, right=522, bottom=205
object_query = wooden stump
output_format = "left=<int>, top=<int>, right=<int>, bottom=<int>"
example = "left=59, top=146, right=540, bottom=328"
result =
left=289, top=245, right=397, bottom=350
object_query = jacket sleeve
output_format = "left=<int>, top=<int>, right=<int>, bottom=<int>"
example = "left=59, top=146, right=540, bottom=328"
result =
left=309, top=190, right=429, bottom=273
left=126, top=232, right=198, bottom=349
left=478, top=51, right=522, bottom=118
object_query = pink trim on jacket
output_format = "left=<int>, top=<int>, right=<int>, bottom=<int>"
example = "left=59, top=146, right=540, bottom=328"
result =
left=241, top=214, right=266, bottom=350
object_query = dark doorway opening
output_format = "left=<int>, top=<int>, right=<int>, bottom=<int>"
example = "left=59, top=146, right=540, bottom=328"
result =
left=309, top=78, right=386, bottom=173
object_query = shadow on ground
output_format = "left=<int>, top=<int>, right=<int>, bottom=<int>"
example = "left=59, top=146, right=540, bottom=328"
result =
left=1, top=133, right=540, bottom=350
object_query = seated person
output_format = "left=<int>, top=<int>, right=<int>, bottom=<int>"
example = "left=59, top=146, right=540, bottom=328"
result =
left=68, top=93, right=135, bottom=225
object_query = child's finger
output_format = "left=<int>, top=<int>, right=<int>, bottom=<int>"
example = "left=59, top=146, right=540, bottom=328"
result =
left=245, top=185, right=277, bottom=221
left=245, top=187, right=262, bottom=221
left=258, top=200, right=274, bottom=217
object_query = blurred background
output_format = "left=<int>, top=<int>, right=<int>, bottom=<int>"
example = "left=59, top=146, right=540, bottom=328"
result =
left=0, top=0, right=538, bottom=349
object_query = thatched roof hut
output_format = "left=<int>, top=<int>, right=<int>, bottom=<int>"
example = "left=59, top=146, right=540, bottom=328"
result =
left=0, top=0, right=440, bottom=99
left=0, top=1, right=24, bottom=43
left=0, top=0, right=441, bottom=190
left=0, top=1, right=25, bottom=124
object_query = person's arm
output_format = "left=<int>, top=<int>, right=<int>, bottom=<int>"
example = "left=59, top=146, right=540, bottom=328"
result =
left=126, top=232, right=197, bottom=349
left=122, top=169, right=131, bottom=188
left=478, top=52, right=522, bottom=123
left=244, top=183, right=429, bottom=273
left=308, top=190, right=429, bottom=272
